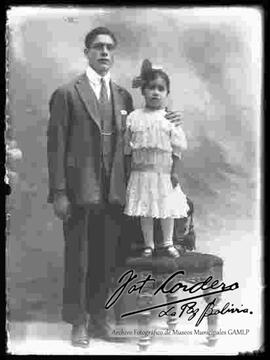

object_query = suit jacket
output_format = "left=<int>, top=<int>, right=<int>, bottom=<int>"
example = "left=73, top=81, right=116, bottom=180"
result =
left=47, top=72, right=133, bottom=205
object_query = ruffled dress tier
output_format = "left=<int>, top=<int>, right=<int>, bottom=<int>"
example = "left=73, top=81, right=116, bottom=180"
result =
left=124, top=108, right=189, bottom=219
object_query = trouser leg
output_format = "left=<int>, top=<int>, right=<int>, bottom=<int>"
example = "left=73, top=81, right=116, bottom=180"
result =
left=86, top=206, right=106, bottom=322
left=87, top=204, right=124, bottom=325
left=104, top=206, right=128, bottom=324
left=62, top=205, right=90, bottom=325
left=62, top=204, right=107, bottom=326
left=62, top=200, right=131, bottom=326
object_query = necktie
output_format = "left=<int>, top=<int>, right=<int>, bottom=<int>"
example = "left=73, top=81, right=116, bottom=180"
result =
left=100, top=77, right=108, bottom=109
left=99, top=77, right=112, bottom=185
left=100, top=78, right=109, bottom=131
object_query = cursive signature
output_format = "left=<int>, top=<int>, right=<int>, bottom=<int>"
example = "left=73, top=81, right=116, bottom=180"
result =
left=158, top=298, right=253, bottom=327
left=105, top=269, right=240, bottom=320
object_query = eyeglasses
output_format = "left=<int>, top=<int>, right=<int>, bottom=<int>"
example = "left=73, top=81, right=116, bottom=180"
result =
left=90, top=43, right=115, bottom=51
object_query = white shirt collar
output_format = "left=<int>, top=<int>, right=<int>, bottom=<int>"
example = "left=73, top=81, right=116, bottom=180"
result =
left=86, top=65, right=111, bottom=87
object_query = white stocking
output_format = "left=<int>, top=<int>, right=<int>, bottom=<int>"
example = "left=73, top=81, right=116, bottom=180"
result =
left=160, top=218, right=174, bottom=248
left=140, top=217, right=154, bottom=249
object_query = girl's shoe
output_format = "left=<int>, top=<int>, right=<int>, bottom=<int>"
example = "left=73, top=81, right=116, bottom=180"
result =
left=157, top=245, right=180, bottom=258
left=140, top=247, right=153, bottom=258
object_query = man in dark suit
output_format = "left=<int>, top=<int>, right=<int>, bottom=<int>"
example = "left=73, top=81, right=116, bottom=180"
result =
left=47, top=27, right=182, bottom=347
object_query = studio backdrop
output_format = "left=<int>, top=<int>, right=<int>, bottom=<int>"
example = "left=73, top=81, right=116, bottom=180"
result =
left=6, top=6, right=262, bottom=354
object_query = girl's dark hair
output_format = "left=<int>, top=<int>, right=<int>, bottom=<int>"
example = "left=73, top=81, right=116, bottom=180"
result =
left=85, top=27, right=117, bottom=49
left=141, top=69, right=170, bottom=94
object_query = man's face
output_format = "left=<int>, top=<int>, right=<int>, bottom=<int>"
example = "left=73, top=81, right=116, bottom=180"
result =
left=84, top=34, right=115, bottom=75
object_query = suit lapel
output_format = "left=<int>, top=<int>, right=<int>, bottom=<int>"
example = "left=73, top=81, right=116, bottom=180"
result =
left=111, top=82, right=123, bottom=133
left=75, top=73, right=101, bottom=130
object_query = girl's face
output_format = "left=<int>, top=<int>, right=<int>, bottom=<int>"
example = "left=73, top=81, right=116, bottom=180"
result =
left=143, top=77, right=168, bottom=110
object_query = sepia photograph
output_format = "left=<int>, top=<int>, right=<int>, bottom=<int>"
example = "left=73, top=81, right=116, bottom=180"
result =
left=5, top=6, right=263, bottom=355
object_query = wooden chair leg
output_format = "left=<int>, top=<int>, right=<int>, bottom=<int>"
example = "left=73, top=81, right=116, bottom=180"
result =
left=136, top=272, right=153, bottom=351
left=203, top=265, right=223, bottom=346
left=166, top=292, right=178, bottom=330
left=204, top=293, right=222, bottom=346
left=137, top=307, right=152, bottom=351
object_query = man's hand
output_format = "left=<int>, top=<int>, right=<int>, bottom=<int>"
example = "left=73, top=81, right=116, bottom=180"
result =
left=171, top=172, right=179, bottom=188
left=53, top=193, right=71, bottom=221
left=165, top=110, right=183, bottom=127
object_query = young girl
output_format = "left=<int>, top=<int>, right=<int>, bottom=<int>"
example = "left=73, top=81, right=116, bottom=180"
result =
left=124, top=60, right=189, bottom=258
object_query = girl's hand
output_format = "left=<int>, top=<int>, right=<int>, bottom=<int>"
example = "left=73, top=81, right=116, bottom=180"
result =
left=171, top=172, right=179, bottom=188
left=165, top=110, right=183, bottom=127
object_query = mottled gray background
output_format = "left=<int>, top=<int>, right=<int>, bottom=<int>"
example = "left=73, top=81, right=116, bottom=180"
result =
left=6, top=6, right=262, bottom=353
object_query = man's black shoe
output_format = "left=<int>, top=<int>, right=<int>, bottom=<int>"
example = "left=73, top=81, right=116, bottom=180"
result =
left=71, top=324, right=90, bottom=348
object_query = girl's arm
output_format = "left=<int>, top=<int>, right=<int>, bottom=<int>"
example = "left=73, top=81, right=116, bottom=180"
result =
left=171, top=125, right=187, bottom=157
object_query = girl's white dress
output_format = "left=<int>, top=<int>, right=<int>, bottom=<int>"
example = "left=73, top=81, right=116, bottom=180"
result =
left=124, top=108, right=189, bottom=218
